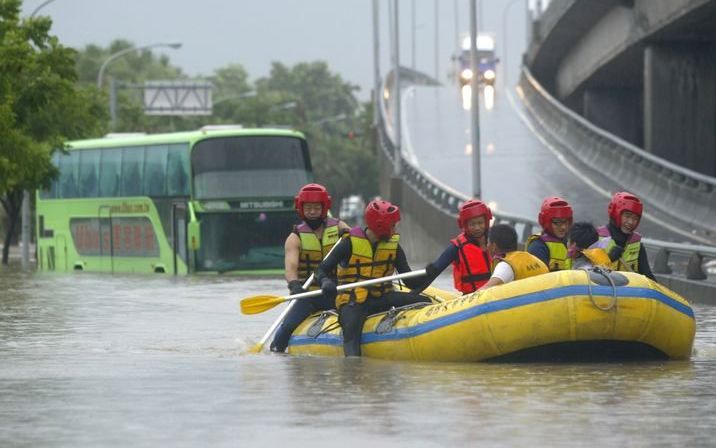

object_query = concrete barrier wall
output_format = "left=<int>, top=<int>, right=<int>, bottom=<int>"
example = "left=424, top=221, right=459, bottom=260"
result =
left=518, top=66, right=716, bottom=239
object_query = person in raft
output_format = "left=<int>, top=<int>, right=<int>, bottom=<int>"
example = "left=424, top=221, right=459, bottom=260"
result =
left=270, top=183, right=350, bottom=353
left=590, top=191, right=656, bottom=281
left=314, top=199, right=431, bottom=357
left=479, top=224, right=549, bottom=290
left=526, top=196, right=574, bottom=271
left=418, top=199, right=494, bottom=294
left=566, top=222, right=612, bottom=270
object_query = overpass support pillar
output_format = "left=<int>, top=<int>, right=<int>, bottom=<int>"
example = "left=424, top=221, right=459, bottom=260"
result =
left=644, top=43, right=716, bottom=176
left=583, top=88, right=642, bottom=147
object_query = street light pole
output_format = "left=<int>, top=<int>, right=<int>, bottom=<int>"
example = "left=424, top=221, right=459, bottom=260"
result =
left=470, top=0, right=482, bottom=199
left=392, top=0, right=402, bottom=177
left=97, top=42, right=182, bottom=89
left=22, top=0, right=60, bottom=268
left=372, top=0, right=381, bottom=128
left=434, top=0, right=439, bottom=81
left=29, top=0, right=57, bottom=18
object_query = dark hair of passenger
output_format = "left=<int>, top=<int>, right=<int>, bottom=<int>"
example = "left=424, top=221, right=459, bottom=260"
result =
left=489, top=224, right=518, bottom=252
left=568, top=221, right=599, bottom=250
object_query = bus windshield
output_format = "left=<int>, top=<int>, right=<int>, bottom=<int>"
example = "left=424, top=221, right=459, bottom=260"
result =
left=191, top=136, right=311, bottom=200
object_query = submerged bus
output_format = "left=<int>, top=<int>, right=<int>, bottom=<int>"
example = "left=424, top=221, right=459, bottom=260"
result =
left=36, top=128, right=313, bottom=274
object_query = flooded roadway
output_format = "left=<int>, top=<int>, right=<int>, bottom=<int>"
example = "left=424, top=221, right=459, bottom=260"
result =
left=1, top=267, right=715, bottom=447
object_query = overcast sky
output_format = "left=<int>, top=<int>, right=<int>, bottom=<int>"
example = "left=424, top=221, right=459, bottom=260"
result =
left=24, top=0, right=533, bottom=100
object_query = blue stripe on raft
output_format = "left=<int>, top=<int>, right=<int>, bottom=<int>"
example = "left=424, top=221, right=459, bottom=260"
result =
left=289, top=285, right=694, bottom=347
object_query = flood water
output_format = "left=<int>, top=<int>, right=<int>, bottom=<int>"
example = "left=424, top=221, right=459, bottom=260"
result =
left=1, top=265, right=715, bottom=447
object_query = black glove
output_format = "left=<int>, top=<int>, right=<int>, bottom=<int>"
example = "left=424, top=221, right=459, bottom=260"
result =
left=320, top=278, right=337, bottom=300
left=287, top=280, right=305, bottom=296
left=608, top=245, right=625, bottom=262
left=425, top=263, right=440, bottom=278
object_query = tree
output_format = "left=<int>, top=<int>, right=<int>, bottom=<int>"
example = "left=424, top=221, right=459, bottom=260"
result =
left=254, top=61, right=378, bottom=210
left=0, top=0, right=106, bottom=264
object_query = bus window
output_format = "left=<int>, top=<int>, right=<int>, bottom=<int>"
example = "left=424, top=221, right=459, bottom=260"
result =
left=144, top=144, right=168, bottom=196
left=42, top=151, right=61, bottom=199
left=59, top=150, right=80, bottom=198
left=121, top=146, right=145, bottom=197
left=99, top=148, right=122, bottom=197
left=78, top=150, right=100, bottom=198
left=167, top=144, right=190, bottom=197
left=191, top=136, right=310, bottom=200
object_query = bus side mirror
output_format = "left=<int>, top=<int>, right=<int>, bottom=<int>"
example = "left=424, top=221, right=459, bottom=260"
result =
left=188, top=221, right=201, bottom=250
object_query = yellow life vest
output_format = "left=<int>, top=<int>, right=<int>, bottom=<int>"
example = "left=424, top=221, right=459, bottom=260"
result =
left=500, top=251, right=549, bottom=280
left=526, top=233, right=572, bottom=271
left=296, top=218, right=340, bottom=290
left=336, top=228, right=399, bottom=308
left=594, top=226, right=641, bottom=272
left=580, top=248, right=612, bottom=268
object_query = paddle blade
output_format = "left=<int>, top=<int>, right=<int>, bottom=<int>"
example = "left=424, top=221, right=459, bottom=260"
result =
left=247, top=343, right=265, bottom=354
left=240, top=295, right=287, bottom=315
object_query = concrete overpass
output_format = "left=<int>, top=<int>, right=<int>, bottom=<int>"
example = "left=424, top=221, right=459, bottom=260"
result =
left=374, top=1, right=716, bottom=302
left=526, top=0, right=716, bottom=177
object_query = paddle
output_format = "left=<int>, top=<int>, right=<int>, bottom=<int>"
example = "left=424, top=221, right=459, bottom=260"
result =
left=247, top=241, right=341, bottom=354
left=240, top=269, right=427, bottom=315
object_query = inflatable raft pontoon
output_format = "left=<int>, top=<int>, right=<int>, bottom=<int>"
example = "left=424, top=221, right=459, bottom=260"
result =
left=286, top=269, right=695, bottom=362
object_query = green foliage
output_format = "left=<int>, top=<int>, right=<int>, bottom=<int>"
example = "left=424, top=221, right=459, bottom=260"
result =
left=253, top=61, right=377, bottom=207
left=74, top=41, right=380, bottom=210
left=0, top=0, right=105, bottom=263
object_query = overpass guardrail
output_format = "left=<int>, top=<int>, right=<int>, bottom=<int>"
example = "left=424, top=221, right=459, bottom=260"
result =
left=377, top=67, right=716, bottom=292
left=518, top=66, right=716, bottom=239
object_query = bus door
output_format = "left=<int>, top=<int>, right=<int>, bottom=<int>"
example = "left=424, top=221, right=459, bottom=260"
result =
left=98, top=206, right=114, bottom=273
left=54, top=234, right=68, bottom=272
left=171, top=202, right=188, bottom=275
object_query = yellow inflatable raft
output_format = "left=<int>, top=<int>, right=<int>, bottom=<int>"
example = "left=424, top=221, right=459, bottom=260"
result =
left=287, top=269, right=695, bottom=361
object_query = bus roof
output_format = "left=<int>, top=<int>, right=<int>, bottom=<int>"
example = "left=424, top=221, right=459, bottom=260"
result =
left=65, top=127, right=307, bottom=150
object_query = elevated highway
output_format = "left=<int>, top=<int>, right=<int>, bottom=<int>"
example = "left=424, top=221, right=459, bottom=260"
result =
left=375, top=1, right=716, bottom=302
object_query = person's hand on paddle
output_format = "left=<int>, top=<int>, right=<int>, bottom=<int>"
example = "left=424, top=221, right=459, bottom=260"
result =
left=287, top=280, right=306, bottom=296
left=321, top=278, right=337, bottom=300
left=425, top=263, right=439, bottom=278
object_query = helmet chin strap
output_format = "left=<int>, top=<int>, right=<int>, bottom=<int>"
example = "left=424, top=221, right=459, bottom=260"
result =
left=305, top=218, right=324, bottom=230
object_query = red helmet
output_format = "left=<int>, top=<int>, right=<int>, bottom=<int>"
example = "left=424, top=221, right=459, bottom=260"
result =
left=608, top=192, right=643, bottom=228
left=294, top=183, right=332, bottom=220
left=365, top=199, right=400, bottom=239
left=538, top=196, right=573, bottom=235
left=457, top=199, right=493, bottom=230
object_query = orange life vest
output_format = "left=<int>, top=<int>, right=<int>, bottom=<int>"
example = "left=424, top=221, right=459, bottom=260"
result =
left=451, top=233, right=492, bottom=294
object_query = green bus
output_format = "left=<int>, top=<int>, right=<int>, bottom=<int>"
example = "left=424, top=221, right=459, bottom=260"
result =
left=36, top=127, right=313, bottom=274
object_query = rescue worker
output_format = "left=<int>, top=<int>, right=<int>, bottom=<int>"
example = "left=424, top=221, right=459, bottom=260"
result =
left=526, top=197, right=573, bottom=271
left=591, top=192, right=656, bottom=281
left=567, top=222, right=612, bottom=269
left=270, top=183, right=350, bottom=353
left=315, top=199, right=431, bottom=357
left=479, top=224, right=548, bottom=290
left=420, top=199, right=493, bottom=294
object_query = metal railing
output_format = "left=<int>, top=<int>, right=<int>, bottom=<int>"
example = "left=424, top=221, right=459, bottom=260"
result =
left=518, top=66, right=716, bottom=237
left=377, top=67, right=716, bottom=282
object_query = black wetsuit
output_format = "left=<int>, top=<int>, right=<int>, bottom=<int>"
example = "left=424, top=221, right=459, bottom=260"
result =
left=315, top=237, right=430, bottom=357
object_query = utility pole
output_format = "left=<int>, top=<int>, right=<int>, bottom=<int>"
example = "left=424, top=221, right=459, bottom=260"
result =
left=411, top=0, right=416, bottom=69
left=372, top=0, right=381, bottom=127
left=434, top=0, right=439, bottom=81
left=393, top=0, right=402, bottom=177
left=470, top=0, right=481, bottom=198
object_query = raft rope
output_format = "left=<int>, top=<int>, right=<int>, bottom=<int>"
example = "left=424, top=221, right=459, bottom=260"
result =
left=582, top=266, right=618, bottom=311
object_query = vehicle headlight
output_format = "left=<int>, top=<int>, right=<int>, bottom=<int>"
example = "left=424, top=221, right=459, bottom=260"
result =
left=460, top=69, right=473, bottom=80
left=484, top=69, right=496, bottom=80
